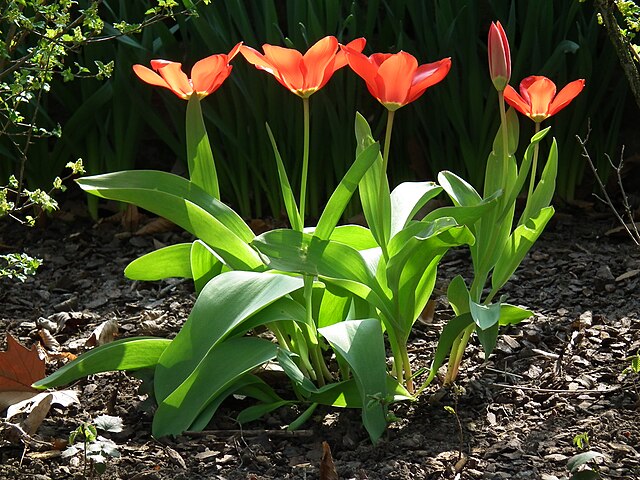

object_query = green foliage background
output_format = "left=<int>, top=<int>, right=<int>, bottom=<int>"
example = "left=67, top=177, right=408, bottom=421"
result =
left=1, top=0, right=629, bottom=218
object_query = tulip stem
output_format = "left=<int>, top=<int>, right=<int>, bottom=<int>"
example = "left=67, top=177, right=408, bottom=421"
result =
left=498, top=92, right=509, bottom=198
left=299, top=97, right=311, bottom=227
left=527, top=122, right=542, bottom=200
left=382, top=109, right=395, bottom=175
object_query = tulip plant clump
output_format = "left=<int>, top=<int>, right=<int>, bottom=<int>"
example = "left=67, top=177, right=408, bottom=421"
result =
left=34, top=22, right=584, bottom=442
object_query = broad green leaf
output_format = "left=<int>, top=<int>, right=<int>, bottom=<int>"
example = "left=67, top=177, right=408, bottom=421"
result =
left=321, top=278, right=394, bottom=327
left=190, top=240, right=223, bottom=294
left=504, top=127, right=551, bottom=209
left=469, top=299, right=501, bottom=330
left=319, top=319, right=388, bottom=442
left=476, top=321, right=500, bottom=357
left=253, top=229, right=373, bottom=285
left=277, top=349, right=318, bottom=394
left=33, top=338, right=170, bottom=389
left=446, top=275, right=470, bottom=316
left=355, top=113, right=391, bottom=250
left=266, top=123, right=302, bottom=231
left=499, top=304, right=534, bottom=325
left=317, top=287, right=351, bottom=328
left=567, top=451, right=604, bottom=473
left=438, top=170, right=483, bottom=207
left=389, top=182, right=442, bottom=237
left=153, top=337, right=278, bottom=437
left=125, top=243, right=192, bottom=281
left=186, top=96, right=219, bottom=199
left=491, top=206, right=554, bottom=292
left=315, top=143, right=379, bottom=240
left=288, top=402, right=318, bottom=431
left=329, top=225, right=377, bottom=250
left=237, top=400, right=295, bottom=425
left=421, top=313, right=474, bottom=389
left=78, top=171, right=252, bottom=241
left=76, top=171, right=261, bottom=270
left=308, top=375, right=413, bottom=408
left=155, top=271, right=303, bottom=403
left=190, top=374, right=282, bottom=431
left=519, top=138, right=558, bottom=225
left=484, top=107, right=519, bottom=198
left=422, top=190, right=500, bottom=225
left=387, top=223, right=475, bottom=330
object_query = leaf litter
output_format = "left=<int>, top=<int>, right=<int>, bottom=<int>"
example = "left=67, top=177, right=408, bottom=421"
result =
left=0, top=209, right=639, bottom=479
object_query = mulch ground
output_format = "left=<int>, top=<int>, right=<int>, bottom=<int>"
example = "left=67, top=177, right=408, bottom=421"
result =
left=0, top=201, right=639, bottom=479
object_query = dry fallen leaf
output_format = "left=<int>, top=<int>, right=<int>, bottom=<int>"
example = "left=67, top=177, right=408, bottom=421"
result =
left=135, top=217, right=176, bottom=236
left=320, top=441, right=339, bottom=480
left=0, top=334, right=45, bottom=392
left=85, top=319, right=119, bottom=347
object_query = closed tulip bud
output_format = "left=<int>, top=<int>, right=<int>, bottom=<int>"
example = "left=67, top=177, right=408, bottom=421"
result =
left=488, top=21, right=511, bottom=92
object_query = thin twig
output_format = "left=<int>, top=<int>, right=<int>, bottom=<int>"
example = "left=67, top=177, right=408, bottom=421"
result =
left=490, top=383, right=622, bottom=395
left=576, top=129, right=640, bottom=245
left=182, top=429, right=315, bottom=438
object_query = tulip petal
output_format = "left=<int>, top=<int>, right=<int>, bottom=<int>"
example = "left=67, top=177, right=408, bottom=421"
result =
left=152, top=61, right=192, bottom=98
left=503, top=85, right=532, bottom=117
left=191, top=55, right=227, bottom=95
left=406, top=57, right=451, bottom=104
left=227, top=41, right=243, bottom=61
left=334, top=37, right=366, bottom=70
left=524, top=77, right=556, bottom=119
left=262, top=44, right=305, bottom=92
left=376, top=52, right=417, bottom=105
left=344, top=47, right=381, bottom=99
left=548, top=79, right=585, bottom=116
left=133, top=64, right=171, bottom=90
left=301, top=36, right=338, bottom=90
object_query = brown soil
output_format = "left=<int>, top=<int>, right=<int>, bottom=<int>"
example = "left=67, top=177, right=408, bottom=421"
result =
left=0, top=203, right=639, bottom=479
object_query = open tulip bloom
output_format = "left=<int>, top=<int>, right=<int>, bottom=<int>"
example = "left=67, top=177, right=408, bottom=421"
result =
left=504, top=75, right=585, bottom=123
left=240, top=36, right=366, bottom=99
left=133, top=42, right=242, bottom=100
left=132, top=43, right=243, bottom=200
left=37, top=23, right=588, bottom=443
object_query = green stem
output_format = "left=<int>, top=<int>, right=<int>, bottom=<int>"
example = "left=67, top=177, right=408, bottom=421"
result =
left=527, top=122, right=542, bottom=200
left=444, top=324, right=474, bottom=385
left=378, top=109, right=395, bottom=261
left=498, top=92, right=509, bottom=199
left=381, top=109, right=395, bottom=175
left=299, top=97, right=310, bottom=226
left=400, top=342, right=414, bottom=394
left=303, top=275, right=327, bottom=386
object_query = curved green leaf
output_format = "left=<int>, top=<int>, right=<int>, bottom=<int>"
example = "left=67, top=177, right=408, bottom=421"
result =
left=355, top=113, right=390, bottom=250
left=253, top=229, right=373, bottom=285
left=438, top=170, right=483, bottom=207
left=328, top=225, right=377, bottom=250
left=491, top=206, right=554, bottom=292
left=125, top=243, right=192, bottom=281
left=315, top=142, right=379, bottom=240
left=33, top=337, right=170, bottom=389
left=420, top=313, right=474, bottom=389
left=389, top=181, right=442, bottom=238
left=319, top=319, right=388, bottom=442
left=77, top=171, right=261, bottom=270
left=186, top=96, right=219, bottom=199
left=155, top=271, right=303, bottom=403
left=190, top=240, right=223, bottom=294
left=153, top=337, right=278, bottom=437
left=266, top=123, right=302, bottom=231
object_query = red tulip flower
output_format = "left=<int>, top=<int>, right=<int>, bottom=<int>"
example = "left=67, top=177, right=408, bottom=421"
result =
left=342, top=48, right=451, bottom=111
left=240, top=36, right=366, bottom=98
left=132, top=42, right=243, bottom=99
left=503, top=75, right=585, bottom=123
left=488, top=21, right=511, bottom=91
